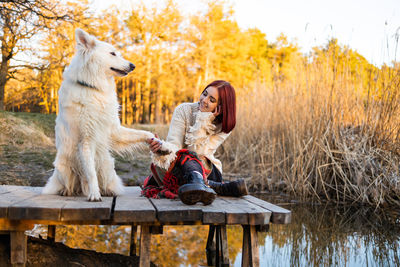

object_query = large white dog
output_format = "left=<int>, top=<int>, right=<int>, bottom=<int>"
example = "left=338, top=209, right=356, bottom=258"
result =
left=42, top=29, right=155, bottom=201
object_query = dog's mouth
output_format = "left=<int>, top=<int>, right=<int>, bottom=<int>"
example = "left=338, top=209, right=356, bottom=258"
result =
left=110, top=67, right=129, bottom=76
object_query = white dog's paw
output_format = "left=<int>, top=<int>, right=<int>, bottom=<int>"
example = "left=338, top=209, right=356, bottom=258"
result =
left=87, top=189, right=102, bottom=202
left=105, top=177, right=124, bottom=196
left=42, top=180, right=62, bottom=195
left=154, top=139, right=173, bottom=155
left=42, top=185, right=58, bottom=195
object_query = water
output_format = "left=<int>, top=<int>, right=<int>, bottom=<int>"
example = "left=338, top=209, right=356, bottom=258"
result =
left=29, top=194, right=400, bottom=266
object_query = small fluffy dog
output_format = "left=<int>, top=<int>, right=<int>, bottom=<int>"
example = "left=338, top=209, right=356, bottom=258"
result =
left=42, top=29, right=155, bottom=201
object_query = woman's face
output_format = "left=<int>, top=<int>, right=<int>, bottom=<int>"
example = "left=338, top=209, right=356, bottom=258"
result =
left=199, top=86, right=219, bottom=112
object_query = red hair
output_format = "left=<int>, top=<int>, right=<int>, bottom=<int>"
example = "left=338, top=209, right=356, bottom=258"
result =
left=202, top=80, right=236, bottom=133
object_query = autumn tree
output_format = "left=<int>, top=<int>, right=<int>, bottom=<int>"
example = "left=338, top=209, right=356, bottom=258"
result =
left=35, top=1, right=94, bottom=113
left=125, top=0, right=189, bottom=123
left=0, top=0, right=78, bottom=110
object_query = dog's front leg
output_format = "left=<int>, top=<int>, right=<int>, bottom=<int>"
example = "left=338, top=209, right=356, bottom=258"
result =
left=78, top=140, right=102, bottom=201
left=110, top=125, right=155, bottom=153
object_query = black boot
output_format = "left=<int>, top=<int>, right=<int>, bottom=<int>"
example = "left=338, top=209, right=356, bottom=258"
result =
left=208, top=179, right=248, bottom=197
left=178, top=171, right=216, bottom=205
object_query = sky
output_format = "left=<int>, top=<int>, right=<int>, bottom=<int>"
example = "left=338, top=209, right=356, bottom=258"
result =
left=90, top=0, right=400, bottom=66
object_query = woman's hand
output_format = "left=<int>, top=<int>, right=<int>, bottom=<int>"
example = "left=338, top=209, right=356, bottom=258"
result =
left=146, top=135, right=162, bottom=153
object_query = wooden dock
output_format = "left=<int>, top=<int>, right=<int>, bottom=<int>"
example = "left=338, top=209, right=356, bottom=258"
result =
left=0, top=185, right=291, bottom=267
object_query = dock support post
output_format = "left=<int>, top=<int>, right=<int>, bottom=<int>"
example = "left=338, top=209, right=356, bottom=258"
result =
left=130, top=225, right=137, bottom=257
left=241, top=225, right=259, bottom=267
left=220, top=225, right=230, bottom=267
left=206, top=225, right=216, bottom=266
left=47, top=225, right=56, bottom=242
left=139, top=225, right=151, bottom=267
left=206, top=225, right=230, bottom=267
left=10, top=231, right=27, bottom=267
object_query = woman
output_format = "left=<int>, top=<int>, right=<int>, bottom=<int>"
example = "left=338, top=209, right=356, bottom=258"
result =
left=143, top=80, right=247, bottom=205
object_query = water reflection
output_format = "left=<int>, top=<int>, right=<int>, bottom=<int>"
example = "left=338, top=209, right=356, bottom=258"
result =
left=262, top=203, right=400, bottom=267
left=30, top=196, right=400, bottom=266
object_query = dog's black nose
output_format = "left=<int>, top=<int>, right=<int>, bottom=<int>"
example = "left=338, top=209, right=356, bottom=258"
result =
left=129, top=63, right=135, bottom=71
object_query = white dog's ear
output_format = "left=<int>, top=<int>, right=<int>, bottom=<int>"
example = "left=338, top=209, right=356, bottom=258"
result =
left=75, top=28, right=96, bottom=50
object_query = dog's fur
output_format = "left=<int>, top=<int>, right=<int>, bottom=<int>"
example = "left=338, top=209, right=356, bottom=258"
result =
left=42, top=29, right=154, bottom=201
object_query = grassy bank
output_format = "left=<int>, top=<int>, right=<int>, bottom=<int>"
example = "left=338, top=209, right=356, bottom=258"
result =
left=0, top=111, right=152, bottom=186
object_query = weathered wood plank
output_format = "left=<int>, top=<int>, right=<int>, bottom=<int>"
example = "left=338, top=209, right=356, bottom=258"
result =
left=0, top=219, right=34, bottom=231
left=210, top=197, right=248, bottom=225
left=113, top=187, right=156, bottom=223
left=219, top=196, right=271, bottom=225
left=149, top=198, right=203, bottom=223
left=243, top=195, right=291, bottom=224
left=201, top=197, right=226, bottom=224
left=0, top=187, right=42, bottom=218
left=61, top=196, right=113, bottom=221
left=0, top=185, right=24, bottom=195
left=9, top=194, right=66, bottom=220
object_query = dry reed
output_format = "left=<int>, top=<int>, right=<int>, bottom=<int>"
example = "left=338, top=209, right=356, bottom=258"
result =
left=220, top=60, right=400, bottom=207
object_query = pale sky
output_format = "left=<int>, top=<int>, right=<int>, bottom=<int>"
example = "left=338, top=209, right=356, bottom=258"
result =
left=90, top=0, right=400, bottom=66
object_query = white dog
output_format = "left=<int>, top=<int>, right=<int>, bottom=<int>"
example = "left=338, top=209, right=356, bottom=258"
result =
left=42, top=29, right=155, bottom=201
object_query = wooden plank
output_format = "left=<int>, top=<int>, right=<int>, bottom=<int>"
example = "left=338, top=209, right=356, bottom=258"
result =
left=150, top=198, right=203, bottom=223
left=113, top=187, right=156, bottom=223
left=219, top=196, right=271, bottom=225
left=0, top=219, right=34, bottom=231
left=201, top=197, right=226, bottom=224
left=9, top=194, right=66, bottom=221
left=139, top=225, right=151, bottom=267
left=0, top=187, right=42, bottom=218
left=215, top=197, right=248, bottom=225
left=61, top=196, right=113, bottom=221
left=10, top=231, right=27, bottom=266
left=243, top=195, right=291, bottom=224
left=0, top=185, right=24, bottom=194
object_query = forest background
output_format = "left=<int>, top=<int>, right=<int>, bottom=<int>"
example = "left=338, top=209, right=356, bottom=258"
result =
left=1, top=0, right=400, bottom=207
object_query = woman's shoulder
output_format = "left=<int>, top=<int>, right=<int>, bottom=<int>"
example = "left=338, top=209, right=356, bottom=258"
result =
left=174, top=102, right=199, bottom=114
left=176, top=102, right=198, bottom=109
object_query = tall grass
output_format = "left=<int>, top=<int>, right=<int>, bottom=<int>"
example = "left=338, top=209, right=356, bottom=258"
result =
left=220, top=59, right=400, bottom=207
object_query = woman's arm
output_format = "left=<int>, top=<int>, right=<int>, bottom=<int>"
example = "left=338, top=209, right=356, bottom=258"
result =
left=150, top=104, right=188, bottom=169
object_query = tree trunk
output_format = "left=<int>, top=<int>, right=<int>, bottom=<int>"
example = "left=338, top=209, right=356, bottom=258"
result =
left=0, top=22, right=14, bottom=111
left=143, top=58, right=152, bottom=123
left=154, top=58, right=163, bottom=124
left=0, top=57, right=9, bottom=111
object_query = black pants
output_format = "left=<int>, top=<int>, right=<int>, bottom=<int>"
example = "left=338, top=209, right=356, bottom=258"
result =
left=174, top=151, right=222, bottom=185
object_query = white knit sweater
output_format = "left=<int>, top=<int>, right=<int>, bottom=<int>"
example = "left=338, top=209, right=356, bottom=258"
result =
left=151, top=102, right=230, bottom=173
